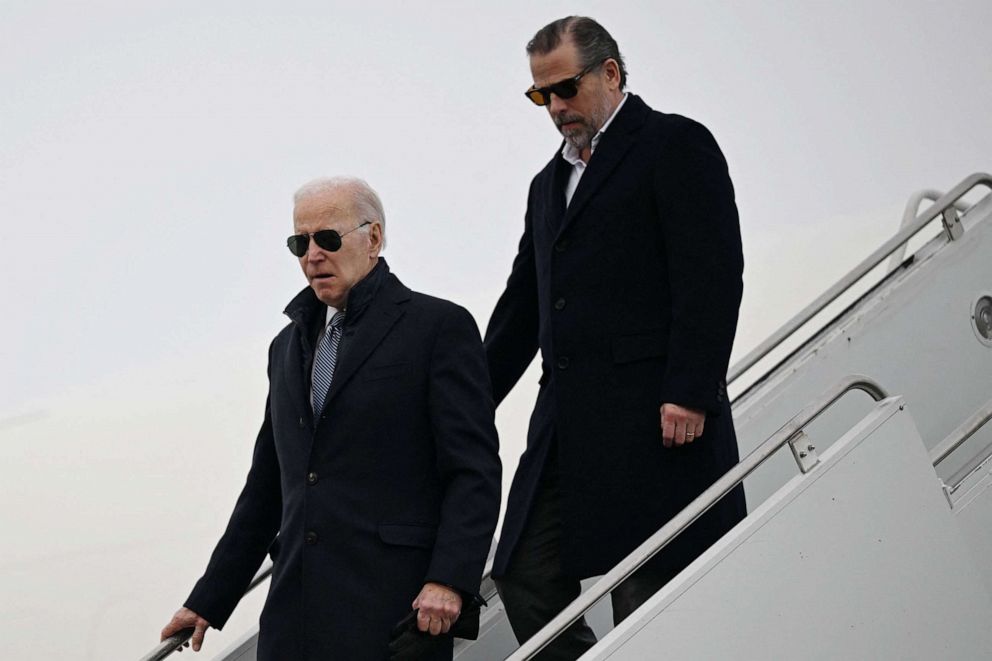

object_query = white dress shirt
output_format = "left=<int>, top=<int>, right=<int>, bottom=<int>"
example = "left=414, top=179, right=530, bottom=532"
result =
left=561, top=93, right=629, bottom=206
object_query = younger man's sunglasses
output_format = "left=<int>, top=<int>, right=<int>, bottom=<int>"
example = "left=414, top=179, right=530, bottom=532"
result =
left=287, top=222, right=370, bottom=256
left=524, top=60, right=603, bottom=106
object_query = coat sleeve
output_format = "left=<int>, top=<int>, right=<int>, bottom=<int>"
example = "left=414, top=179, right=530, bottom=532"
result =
left=184, top=342, right=282, bottom=629
left=483, top=178, right=541, bottom=404
left=424, top=304, right=502, bottom=597
left=654, top=119, right=744, bottom=414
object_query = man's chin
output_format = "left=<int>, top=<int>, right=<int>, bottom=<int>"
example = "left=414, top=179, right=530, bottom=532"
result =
left=563, top=134, right=590, bottom=152
left=311, top=284, right=342, bottom=307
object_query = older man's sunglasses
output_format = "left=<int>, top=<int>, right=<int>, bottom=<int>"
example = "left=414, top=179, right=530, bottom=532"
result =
left=524, top=61, right=602, bottom=106
left=287, top=222, right=370, bottom=256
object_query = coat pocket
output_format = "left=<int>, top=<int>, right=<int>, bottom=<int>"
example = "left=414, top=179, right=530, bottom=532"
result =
left=378, top=523, right=438, bottom=549
left=611, top=330, right=667, bottom=364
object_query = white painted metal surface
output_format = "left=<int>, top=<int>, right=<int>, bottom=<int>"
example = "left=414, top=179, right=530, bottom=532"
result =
left=946, top=454, right=992, bottom=597
left=733, top=189, right=992, bottom=508
left=590, top=399, right=992, bottom=660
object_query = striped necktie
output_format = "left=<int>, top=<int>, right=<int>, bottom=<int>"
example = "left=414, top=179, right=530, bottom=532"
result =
left=311, top=310, right=345, bottom=415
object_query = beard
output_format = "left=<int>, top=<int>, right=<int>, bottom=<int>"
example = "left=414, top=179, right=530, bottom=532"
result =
left=554, top=94, right=615, bottom=152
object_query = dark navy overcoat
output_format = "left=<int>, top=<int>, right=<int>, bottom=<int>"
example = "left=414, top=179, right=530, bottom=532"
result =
left=185, top=261, right=501, bottom=660
left=485, top=94, right=746, bottom=579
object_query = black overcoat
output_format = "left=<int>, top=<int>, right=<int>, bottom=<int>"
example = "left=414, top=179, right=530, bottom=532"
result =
left=185, top=261, right=501, bottom=660
left=485, top=94, right=746, bottom=579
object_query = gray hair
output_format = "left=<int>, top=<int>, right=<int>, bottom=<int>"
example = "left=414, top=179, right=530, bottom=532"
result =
left=526, top=16, right=628, bottom=90
left=293, top=176, right=387, bottom=249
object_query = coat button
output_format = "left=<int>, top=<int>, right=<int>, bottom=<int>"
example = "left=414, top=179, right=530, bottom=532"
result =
left=307, top=471, right=318, bottom=485
left=305, top=531, right=318, bottom=545
left=557, top=356, right=570, bottom=370
left=554, top=297, right=566, bottom=311
left=298, top=416, right=306, bottom=428
left=554, top=240, right=568, bottom=253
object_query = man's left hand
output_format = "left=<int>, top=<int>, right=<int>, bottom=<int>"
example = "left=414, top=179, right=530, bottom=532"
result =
left=412, top=582, right=462, bottom=636
left=660, top=403, right=706, bottom=448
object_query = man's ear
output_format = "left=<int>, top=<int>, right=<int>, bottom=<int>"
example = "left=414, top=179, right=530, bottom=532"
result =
left=603, top=58, right=621, bottom=90
left=368, top=222, right=384, bottom=254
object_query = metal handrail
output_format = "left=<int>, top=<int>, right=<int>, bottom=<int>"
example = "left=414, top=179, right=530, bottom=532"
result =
left=479, top=558, right=497, bottom=602
left=930, top=396, right=992, bottom=483
left=727, top=172, right=992, bottom=387
left=506, top=375, right=888, bottom=660
left=886, top=189, right=971, bottom=272
left=139, top=562, right=273, bottom=661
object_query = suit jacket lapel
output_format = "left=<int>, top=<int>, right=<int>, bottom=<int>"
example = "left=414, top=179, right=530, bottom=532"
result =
left=557, top=94, right=650, bottom=239
left=319, top=276, right=410, bottom=412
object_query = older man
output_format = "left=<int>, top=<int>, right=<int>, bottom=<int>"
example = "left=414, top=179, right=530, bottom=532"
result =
left=161, top=177, right=501, bottom=660
left=485, top=16, right=746, bottom=657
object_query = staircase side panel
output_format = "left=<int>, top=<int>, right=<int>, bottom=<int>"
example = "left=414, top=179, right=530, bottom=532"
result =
left=592, top=400, right=992, bottom=660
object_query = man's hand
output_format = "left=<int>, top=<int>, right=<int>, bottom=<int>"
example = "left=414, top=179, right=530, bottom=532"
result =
left=660, top=403, right=706, bottom=448
left=160, top=607, right=210, bottom=653
left=412, top=582, right=462, bottom=636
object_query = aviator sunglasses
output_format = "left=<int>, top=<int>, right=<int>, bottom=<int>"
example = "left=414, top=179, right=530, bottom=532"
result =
left=287, top=221, right=371, bottom=257
left=524, top=60, right=604, bottom=106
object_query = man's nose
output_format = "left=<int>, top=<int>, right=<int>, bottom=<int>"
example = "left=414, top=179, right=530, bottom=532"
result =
left=547, top=93, right=568, bottom=116
left=306, top=236, right=326, bottom=261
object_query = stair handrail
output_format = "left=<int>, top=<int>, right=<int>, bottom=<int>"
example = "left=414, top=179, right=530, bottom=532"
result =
left=505, top=374, right=889, bottom=661
left=886, top=189, right=971, bottom=272
left=930, top=396, right=992, bottom=468
left=727, top=173, right=992, bottom=387
left=139, top=561, right=273, bottom=661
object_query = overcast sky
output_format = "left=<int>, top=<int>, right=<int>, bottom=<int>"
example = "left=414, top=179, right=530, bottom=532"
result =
left=2, top=1, right=991, bottom=659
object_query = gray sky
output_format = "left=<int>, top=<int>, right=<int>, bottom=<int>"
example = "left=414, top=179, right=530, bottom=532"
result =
left=2, top=1, right=991, bottom=658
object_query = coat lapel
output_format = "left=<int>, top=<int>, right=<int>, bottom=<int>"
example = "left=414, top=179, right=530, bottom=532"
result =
left=544, top=152, right=570, bottom=234
left=557, top=94, right=650, bottom=239
left=286, top=331, right=313, bottom=423
left=319, top=275, right=410, bottom=411
left=282, top=287, right=324, bottom=425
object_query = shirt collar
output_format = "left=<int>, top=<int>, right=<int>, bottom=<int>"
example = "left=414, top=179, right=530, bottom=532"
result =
left=324, top=304, right=342, bottom=327
left=561, top=92, right=629, bottom=166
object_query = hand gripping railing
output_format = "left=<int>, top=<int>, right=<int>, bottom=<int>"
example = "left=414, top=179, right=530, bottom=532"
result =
left=506, top=375, right=888, bottom=661
left=727, top=172, right=992, bottom=387
left=142, top=552, right=501, bottom=661
left=139, top=562, right=273, bottom=661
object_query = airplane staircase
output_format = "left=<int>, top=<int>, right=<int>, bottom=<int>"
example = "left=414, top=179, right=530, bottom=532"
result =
left=142, top=172, right=992, bottom=660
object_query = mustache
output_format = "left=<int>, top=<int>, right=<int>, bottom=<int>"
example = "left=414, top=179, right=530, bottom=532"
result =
left=554, top=113, right=585, bottom=129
